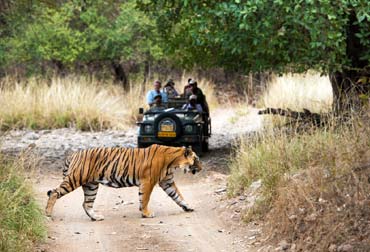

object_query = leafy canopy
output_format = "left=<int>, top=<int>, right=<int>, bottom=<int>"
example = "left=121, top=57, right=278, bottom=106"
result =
left=138, top=0, right=370, bottom=73
left=1, top=0, right=163, bottom=70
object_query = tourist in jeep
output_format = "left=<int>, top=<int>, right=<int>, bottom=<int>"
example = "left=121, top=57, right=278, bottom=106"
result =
left=146, top=80, right=168, bottom=107
left=163, top=79, right=179, bottom=98
left=187, top=80, right=209, bottom=114
left=150, top=94, right=166, bottom=111
left=182, top=95, right=203, bottom=112
left=183, top=78, right=193, bottom=99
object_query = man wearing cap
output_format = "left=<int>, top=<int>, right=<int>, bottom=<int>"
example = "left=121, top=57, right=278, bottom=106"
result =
left=146, top=80, right=168, bottom=106
left=150, top=94, right=166, bottom=111
left=182, top=95, right=203, bottom=112
left=187, top=80, right=209, bottom=114
left=163, top=79, right=179, bottom=98
left=183, top=78, right=193, bottom=99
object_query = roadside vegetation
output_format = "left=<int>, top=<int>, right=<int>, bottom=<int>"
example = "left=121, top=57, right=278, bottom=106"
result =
left=259, top=72, right=333, bottom=113
left=0, top=153, right=46, bottom=252
left=0, top=75, right=217, bottom=131
left=229, top=73, right=370, bottom=250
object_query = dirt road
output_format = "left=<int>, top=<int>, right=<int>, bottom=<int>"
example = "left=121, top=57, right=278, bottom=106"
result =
left=35, top=167, right=258, bottom=252
left=17, top=108, right=263, bottom=252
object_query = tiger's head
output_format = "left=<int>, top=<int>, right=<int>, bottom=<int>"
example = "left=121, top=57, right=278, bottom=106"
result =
left=182, top=146, right=202, bottom=174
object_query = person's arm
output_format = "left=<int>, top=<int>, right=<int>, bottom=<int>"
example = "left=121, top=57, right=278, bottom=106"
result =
left=173, top=88, right=179, bottom=96
left=183, top=85, right=190, bottom=98
left=146, top=91, right=154, bottom=105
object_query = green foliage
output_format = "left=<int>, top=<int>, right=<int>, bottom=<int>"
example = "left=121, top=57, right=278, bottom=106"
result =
left=1, top=0, right=368, bottom=77
left=1, top=0, right=163, bottom=72
left=138, top=0, right=370, bottom=73
left=0, top=158, right=46, bottom=252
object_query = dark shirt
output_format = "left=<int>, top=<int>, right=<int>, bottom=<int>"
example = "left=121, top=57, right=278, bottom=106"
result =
left=192, top=88, right=205, bottom=105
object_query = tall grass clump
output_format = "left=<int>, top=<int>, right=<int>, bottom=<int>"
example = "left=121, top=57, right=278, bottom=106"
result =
left=260, top=72, right=333, bottom=113
left=230, top=71, right=370, bottom=249
left=0, top=154, right=46, bottom=252
left=229, top=112, right=370, bottom=250
left=0, top=76, right=145, bottom=130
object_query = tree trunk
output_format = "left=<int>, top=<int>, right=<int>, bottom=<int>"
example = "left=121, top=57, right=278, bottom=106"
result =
left=143, top=59, right=150, bottom=90
left=111, top=60, right=128, bottom=90
left=52, top=59, right=65, bottom=77
left=329, top=71, right=369, bottom=114
left=330, top=11, right=370, bottom=114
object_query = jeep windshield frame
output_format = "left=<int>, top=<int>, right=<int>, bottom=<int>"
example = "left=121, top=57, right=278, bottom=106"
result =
left=139, top=109, right=204, bottom=122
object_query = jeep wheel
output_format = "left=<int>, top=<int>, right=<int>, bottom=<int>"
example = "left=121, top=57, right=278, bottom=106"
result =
left=202, top=139, right=209, bottom=152
left=193, top=143, right=203, bottom=156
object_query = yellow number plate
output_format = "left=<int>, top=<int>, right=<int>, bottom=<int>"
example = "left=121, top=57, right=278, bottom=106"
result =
left=158, top=131, right=176, bottom=137
left=161, top=124, right=174, bottom=131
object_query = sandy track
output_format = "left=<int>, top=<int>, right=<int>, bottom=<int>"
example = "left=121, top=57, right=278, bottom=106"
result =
left=35, top=169, right=253, bottom=252
left=24, top=108, right=263, bottom=252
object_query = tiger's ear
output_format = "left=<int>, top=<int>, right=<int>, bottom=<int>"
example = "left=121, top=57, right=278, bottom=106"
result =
left=184, top=146, right=192, bottom=157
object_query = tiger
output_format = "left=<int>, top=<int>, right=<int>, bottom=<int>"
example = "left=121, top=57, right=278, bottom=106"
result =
left=45, top=144, right=201, bottom=220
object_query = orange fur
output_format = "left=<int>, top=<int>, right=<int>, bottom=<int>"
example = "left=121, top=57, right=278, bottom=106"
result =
left=45, top=144, right=201, bottom=220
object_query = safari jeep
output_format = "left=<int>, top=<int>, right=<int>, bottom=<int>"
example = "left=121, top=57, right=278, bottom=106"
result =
left=137, top=98, right=211, bottom=155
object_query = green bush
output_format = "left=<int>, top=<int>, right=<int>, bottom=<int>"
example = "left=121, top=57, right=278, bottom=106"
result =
left=0, top=158, right=46, bottom=252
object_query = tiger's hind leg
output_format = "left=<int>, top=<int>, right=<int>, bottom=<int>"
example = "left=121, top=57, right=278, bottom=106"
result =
left=159, top=174, right=194, bottom=212
left=82, top=182, right=104, bottom=221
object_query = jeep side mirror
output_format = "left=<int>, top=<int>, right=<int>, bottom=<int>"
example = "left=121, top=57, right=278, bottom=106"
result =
left=139, top=108, right=144, bottom=114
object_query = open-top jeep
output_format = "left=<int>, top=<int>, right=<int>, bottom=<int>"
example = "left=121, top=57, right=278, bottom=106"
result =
left=137, top=98, right=211, bottom=155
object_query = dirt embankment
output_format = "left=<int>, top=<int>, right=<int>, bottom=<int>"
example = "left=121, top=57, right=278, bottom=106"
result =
left=1, top=108, right=265, bottom=252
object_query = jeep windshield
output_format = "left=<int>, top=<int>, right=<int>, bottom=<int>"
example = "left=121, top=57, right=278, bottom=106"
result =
left=143, top=109, right=201, bottom=121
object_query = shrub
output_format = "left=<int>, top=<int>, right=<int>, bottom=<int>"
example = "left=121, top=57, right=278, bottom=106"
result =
left=228, top=110, right=370, bottom=250
left=0, top=155, right=46, bottom=252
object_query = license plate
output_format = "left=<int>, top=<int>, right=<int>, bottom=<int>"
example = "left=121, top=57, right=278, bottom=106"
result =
left=158, top=131, right=176, bottom=137
left=161, top=124, right=174, bottom=131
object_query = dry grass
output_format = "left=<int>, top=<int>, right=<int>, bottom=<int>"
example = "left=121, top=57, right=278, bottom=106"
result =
left=0, top=75, right=219, bottom=131
left=229, top=113, right=370, bottom=250
left=0, top=76, right=146, bottom=130
left=267, top=116, right=370, bottom=251
left=229, top=72, right=370, bottom=250
left=259, top=72, right=333, bottom=113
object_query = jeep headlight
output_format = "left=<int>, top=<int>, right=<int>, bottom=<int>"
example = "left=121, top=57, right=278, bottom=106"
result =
left=184, top=125, right=193, bottom=133
left=144, top=125, right=153, bottom=133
